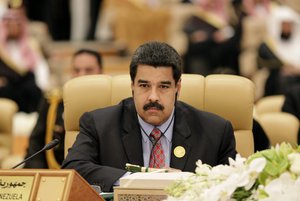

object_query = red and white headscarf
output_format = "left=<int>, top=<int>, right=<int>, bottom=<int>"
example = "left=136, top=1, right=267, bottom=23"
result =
left=0, top=7, right=37, bottom=71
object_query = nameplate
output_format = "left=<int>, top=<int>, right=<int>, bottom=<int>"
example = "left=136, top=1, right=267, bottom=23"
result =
left=0, top=176, right=34, bottom=201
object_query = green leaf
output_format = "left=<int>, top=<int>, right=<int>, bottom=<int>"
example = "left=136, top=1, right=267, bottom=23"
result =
left=232, top=187, right=252, bottom=201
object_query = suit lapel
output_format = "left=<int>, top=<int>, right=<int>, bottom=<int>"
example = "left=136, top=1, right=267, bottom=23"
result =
left=170, top=103, right=192, bottom=170
left=121, top=99, right=144, bottom=166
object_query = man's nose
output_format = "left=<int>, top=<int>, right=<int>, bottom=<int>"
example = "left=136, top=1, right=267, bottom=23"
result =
left=148, top=88, right=159, bottom=102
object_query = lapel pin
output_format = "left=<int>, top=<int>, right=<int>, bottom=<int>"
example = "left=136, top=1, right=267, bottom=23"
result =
left=174, top=146, right=185, bottom=158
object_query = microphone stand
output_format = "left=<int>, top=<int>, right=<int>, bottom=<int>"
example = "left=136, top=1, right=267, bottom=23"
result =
left=12, top=139, right=60, bottom=169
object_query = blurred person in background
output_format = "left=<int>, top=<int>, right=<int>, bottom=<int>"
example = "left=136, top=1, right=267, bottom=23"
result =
left=0, top=1, right=50, bottom=113
left=24, top=0, right=71, bottom=41
left=182, top=0, right=241, bottom=75
left=282, top=84, right=300, bottom=121
left=243, top=0, right=271, bottom=17
left=24, top=0, right=103, bottom=41
left=281, top=84, right=300, bottom=143
left=257, top=5, right=300, bottom=95
left=24, top=49, right=103, bottom=169
left=71, top=0, right=103, bottom=41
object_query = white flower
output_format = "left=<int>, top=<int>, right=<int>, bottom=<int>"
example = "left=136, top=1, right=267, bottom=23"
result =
left=165, top=143, right=300, bottom=201
left=288, top=153, right=300, bottom=175
left=195, top=160, right=211, bottom=175
left=260, top=172, right=300, bottom=201
left=200, top=173, right=242, bottom=201
left=243, top=157, right=266, bottom=190
left=229, top=154, right=246, bottom=168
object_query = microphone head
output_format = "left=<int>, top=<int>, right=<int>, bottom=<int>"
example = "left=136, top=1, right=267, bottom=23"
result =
left=44, top=139, right=60, bottom=150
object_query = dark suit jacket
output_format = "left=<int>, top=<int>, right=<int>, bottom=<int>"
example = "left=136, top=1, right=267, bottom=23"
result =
left=24, top=97, right=65, bottom=168
left=282, top=85, right=300, bottom=143
left=62, top=98, right=236, bottom=192
left=282, top=85, right=300, bottom=120
left=0, top=57, right=42, bottom=113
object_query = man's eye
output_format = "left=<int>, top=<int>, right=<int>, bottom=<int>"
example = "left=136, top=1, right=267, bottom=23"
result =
left=160, top=85, right=170, bottom=89
left=139, top=84, right=149, bottom=88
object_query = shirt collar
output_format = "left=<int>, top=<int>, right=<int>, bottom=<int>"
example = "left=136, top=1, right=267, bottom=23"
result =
left=138, top=108, right=175, bottom=143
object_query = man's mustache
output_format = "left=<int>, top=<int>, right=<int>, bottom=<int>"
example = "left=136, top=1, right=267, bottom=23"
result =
left=143, top=102, right=164, bottom=111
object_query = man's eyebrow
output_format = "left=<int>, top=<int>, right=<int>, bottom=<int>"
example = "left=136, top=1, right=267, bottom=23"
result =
left=137, top=80, right=172, bottom=85
left=161, top=81, right=172, bottom=85
left=137, top=79, right=148, bottom=83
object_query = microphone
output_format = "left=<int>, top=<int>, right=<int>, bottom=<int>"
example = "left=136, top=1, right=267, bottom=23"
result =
left=43, top=139, right=60, bottom=151
left=12, top=139, right=60, bottom=169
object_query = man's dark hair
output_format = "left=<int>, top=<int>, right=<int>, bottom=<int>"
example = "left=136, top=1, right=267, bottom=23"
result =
left=73, top=49, right=103, bottom=69
left=130, top=41, right=182, bottom=84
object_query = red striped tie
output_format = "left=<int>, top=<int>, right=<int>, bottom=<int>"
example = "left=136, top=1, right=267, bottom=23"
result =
left=149, top=128, right=165, bottom=168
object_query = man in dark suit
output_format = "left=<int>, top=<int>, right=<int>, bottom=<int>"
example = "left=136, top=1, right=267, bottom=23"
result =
left=282, top=84, right=300, bottom=143
left=62, top=41, right=237, bottom=192
left=282, top=85, right=300, bottom=120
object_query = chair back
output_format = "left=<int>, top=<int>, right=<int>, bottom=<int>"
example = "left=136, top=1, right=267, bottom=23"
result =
left=0, top=98, right=18, bottom=134
left=63, top=74, right=255, bottom=157
left=63, top=75, right=112, bottom=156
left=255, top=95, right=285, bottom=116
left=0, top=98, right=18, bottom=161
left=111, top=75, right=132, bottom=105
left=253, top=95, right=298, bottom=149
left=204, top=75, right=254, bottom=157
left=258, top=112, right=299, bottom=147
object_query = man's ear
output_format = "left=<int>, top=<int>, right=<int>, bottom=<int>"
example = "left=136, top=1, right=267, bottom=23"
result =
left=131, top=81, right=134, bottom=96
left=176, top=79, right=181, bottom=98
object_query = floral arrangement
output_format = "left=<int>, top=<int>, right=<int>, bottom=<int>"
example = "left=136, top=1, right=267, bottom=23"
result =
left=165, top=143, right=300, bottom=201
